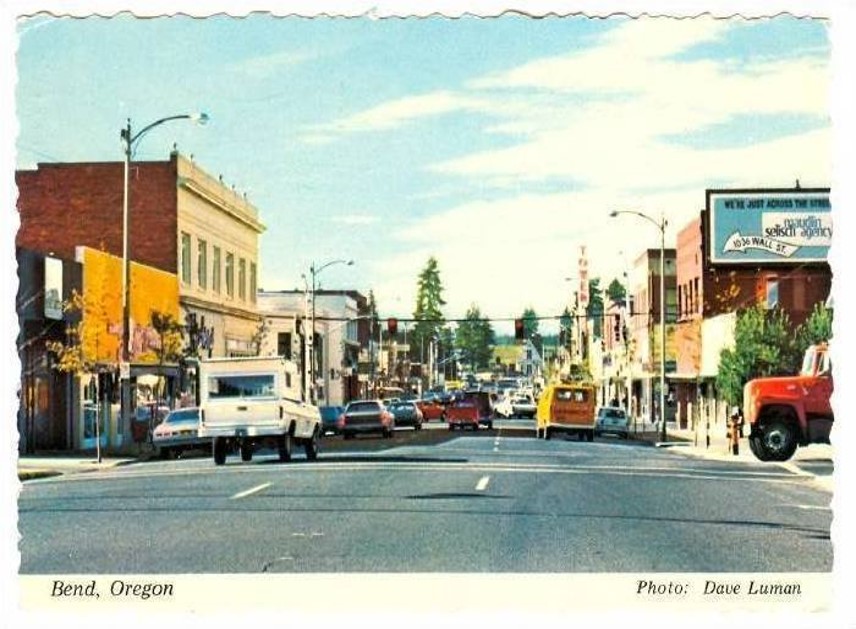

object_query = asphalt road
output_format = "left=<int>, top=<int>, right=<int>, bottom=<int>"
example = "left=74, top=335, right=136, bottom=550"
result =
left=18, top=429, right=832, bottom=574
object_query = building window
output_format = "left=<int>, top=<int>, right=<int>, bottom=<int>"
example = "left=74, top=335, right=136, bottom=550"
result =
left=212, top=246, right=221, bottom=294
left=225, top=253, right=234, bottom=298
left=766, top=277, right=779, bottom=309
left=180, top=233, right=191, bottom=285
left=250, top=262, right=257, bottom=303
left=278, top=332, right=292, bottom=360
left=197, top=240, right=207, bottom=289
left=238, top=258, right=247, bottom=300
left=693, top=278, right=700, bottom=313
left=666, top=287, right=677, bottom=323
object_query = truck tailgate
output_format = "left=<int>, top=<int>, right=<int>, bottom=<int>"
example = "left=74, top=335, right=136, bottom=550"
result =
left=202, top=399, right=281, bottom=431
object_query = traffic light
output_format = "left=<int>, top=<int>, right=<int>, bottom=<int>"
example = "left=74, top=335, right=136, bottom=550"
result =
left=514, top=318, right=525, bottom=341
left=387, top=317, right=398, bottom=336
left=613, top=314, right=621, bottom=344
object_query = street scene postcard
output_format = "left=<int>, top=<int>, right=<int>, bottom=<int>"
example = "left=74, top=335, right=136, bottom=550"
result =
left=3, top=0, right=855, bottom=626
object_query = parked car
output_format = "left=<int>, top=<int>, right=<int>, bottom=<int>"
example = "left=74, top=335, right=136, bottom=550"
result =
left=341, top=400, right=395, bottom=439
left=152, top=407, right=208, bottom=459
left=415, top=398, right=445, bottom=422
left=595, top=406, right=630, bottom=439
left=319, top=405, right=345, bottom=436
left=388, top=401, right=424, bottom=430
left=511, top=394, right=537, bottom=419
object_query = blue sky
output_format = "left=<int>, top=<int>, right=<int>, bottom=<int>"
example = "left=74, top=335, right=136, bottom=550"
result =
left=13, top=12, right=832, bottom=334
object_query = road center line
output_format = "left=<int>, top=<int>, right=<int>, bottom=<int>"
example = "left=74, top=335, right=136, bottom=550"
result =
left=475, top=475, right=490, bottom=491
left=231, top=482, right=272, bottom=500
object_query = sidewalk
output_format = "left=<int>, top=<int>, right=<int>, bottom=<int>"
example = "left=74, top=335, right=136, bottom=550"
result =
left=16, top=454, right=140, bottom=481
left=653, top=424, right=835, bottom=492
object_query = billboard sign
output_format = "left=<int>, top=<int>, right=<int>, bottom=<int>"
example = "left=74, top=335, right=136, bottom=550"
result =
left=708, top=189, right=831, bottom=264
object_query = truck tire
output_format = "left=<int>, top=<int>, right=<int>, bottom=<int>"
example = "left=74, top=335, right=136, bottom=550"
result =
left=757, top=418, right=798, bottom=461
left=304, top=429, right=320, bottom=461
left=586, top=430, right=594, bottom=442
left=278, top=433, right=293, bottom=462
left=240, top=441, right=253, bottom=462
left=749, top=435, right=771, bottom=461
left=213, top=438, right=227, bottom=466
left=545, top=427, right=552, bottom=440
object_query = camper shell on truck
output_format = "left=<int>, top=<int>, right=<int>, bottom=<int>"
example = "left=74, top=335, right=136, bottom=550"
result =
left=196, top=356, right=322, bottom=465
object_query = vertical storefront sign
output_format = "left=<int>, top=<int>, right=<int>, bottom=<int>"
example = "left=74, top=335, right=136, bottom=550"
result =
left=44, top=256, right=63, bottom=320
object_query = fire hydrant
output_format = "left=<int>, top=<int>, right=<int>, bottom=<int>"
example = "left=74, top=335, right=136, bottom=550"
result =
left=727, top=408, right=743, bottom=456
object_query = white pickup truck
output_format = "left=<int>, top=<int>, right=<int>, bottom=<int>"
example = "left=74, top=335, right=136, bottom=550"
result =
left=196, top=356, right=322, bottom=466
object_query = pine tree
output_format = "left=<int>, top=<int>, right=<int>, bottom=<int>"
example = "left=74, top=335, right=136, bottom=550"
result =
left=456, top=304, right=495, bottom=370
left=411, top=257, right=446, bottom=364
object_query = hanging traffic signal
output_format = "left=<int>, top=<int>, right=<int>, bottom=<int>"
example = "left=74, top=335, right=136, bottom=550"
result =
left=613, top=314, right=621, bottom=343
left=514, top=318, right=525, bottom=341
left=387, top=317, right=398, bottom=336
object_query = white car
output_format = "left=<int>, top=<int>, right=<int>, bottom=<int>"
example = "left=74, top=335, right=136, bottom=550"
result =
left=595, top=406, right=630, bottom=439
left=152, top=407, right=209, bottom=458
left=511, top=394, right=537, bottom=418
left=493, top=395, right=514, bottom=418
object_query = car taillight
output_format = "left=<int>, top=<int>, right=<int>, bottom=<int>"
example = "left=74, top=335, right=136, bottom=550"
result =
left=337, top=414, right=345, bottom=428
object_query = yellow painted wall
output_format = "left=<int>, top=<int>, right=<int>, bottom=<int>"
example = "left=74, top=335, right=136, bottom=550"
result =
left=81, top=248, right=179, bottom=364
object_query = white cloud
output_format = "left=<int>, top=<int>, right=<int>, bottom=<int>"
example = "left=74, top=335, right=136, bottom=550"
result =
left=230, top=50, right=321, bottom=79
left=299, top=91, right=485, bottom=144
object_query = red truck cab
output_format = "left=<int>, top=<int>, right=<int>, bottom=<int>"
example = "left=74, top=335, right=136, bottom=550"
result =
left=446, top=390, right=493, bottom=431
left=744, top=343, right=833, bottom=461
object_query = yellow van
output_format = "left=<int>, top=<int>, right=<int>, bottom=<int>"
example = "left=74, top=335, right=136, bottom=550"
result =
left=535, top=382, right=597, bottom=441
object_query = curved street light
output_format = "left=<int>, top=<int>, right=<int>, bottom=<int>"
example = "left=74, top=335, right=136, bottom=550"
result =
left=120, top=112, right=209, bottom=363
left=610, top=209, right=668, bottom=442
left=309, top=259, right=354, bottom=404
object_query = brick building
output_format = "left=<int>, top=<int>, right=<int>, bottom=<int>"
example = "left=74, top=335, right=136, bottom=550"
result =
left=670, top=187, right=832, bottom=430
left=16, top=152, right=266, bottom=452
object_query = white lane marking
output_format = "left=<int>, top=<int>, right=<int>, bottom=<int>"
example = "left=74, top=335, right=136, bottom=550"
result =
left=475, top=475, right=490, bottom=492
left=779, top=504, right=831, bottom=511
left=231, top=482, right=272, bottom=500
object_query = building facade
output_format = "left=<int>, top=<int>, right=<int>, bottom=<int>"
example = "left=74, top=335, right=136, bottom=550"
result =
left=670, top=187, right=832, bottom=430
left=626, top=248, right=677, bottom=426
left=257, top=290, right=368, bottom=406
left=16, top=152, right=265, bottom=452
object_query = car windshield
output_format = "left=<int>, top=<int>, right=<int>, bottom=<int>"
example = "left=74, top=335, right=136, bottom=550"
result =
left=347, top=401, right=381, bottom=412
left=599, top=408, right=625, bottom=419
left=391, top=403, right=413, bottom=410
left=165, top=409, right=199, bottom=423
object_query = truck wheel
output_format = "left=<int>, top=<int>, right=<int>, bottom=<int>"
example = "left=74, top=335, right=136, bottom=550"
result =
left=213, top=438, right=227, bottom=466
left=278, top=434, right=293, bottom=462
left=304, top=429, right=320, bottom=461
left=749, top=435, right=771, bottom=461
left=240, top=441, right=253, bottom=462
left=587, top=430, right=594, bottom=442
left=545, top=427, right=552, bottom=440
left=758, top=420, right=797, bottom=461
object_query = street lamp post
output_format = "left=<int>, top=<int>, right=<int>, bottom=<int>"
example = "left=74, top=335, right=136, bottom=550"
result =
left=610, top=209, right=668, bottom=443
left=120, top=112, right=208, bottom=363
left=309, top=259, right=354, bottom=404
